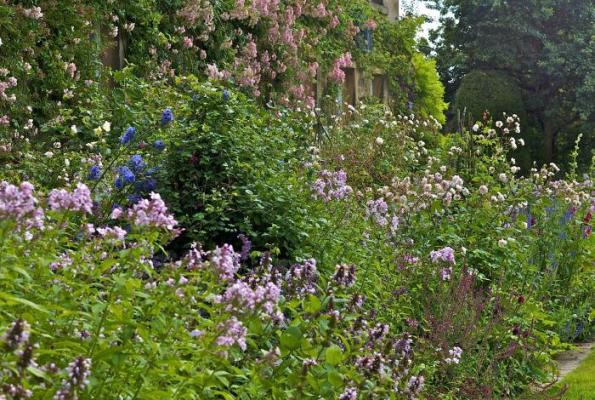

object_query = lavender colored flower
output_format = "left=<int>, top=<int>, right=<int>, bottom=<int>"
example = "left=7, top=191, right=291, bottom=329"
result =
left=209, top=243, right=240, bottom=281
left=120, top=126, right=136, bottom=145
left=0, top=181, right=44, bottom=235
left=216, top=317, right=247, bottom=351
left=393, top=335, right=414, bottom=360
left=153, top=139, right=165, bottom=151
left=440, top=267, right=452, bottom=281
left=366, top=198, right=389, bottom=226
left=332, top=263, right=356, bottom=287
left=96, top=226, right=127, bottom=241
left=53, top=357, right=92, bottom=400
left=17, top=342, right=36, bottom=370
left=312, top=170, right=353, bottom=202
left=430, top=247, right=456, bottom=264
left=126, top=192, right=178, bottom=231
left=50, top=252, right=74, bottom=272
left=368, top=323, right=389, bottom=345
left=2, top=319, right=30, bottom=350
left=161, top=108, right=174, bottom=126
left=338, top=387, right=358, bottom=400
left=88, top=165, right=101, bottom=180
left=355, top=352, right=386, bottom=377
left=47, top=183, right=93, bottom=214
left=184, top=242, right=205, bottom=271
left=445, top=346, right=463, bottom=364
left=189, top=329, right=204, bottom=338
left=4, top=384, right=32, bottom=398
left=285, top=259, right=318, bottom=296
left=217, top=280, right=281, bottom=319
left=238, top=233, right=251, bottom=260
left=406, top=376, right=425, bottom=398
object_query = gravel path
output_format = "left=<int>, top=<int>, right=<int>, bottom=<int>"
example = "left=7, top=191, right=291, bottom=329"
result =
left=554, top=341, right=594, bottom=381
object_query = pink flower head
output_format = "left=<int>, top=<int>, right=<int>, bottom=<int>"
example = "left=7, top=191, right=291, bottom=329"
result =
left=216, top=317, right=247, bottom=350
left=430, top=247, right=456, bottom=264
left=364, top=19, right=378, bottom=30
left=182, top=36, right=194, bottom=49
left=48, top=183, right=93, bottom=214
left=126, top=193, right=178, bottom=231
left=209, top=244, right=240, bottom=281
left=0, top=181, right=44, bottom=236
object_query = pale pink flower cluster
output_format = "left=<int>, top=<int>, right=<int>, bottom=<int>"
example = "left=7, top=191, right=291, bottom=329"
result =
left=216, top=316, right=247, bottom=350
left=312, top=170, right=353, bottom=202
left=217, top=0, right=341, bottom=100
left=48, top=183, right=93, bottom=214
left=124, top=193, right=178, bottom=231
left=182, top=36, right=194, bottom=48
left=0, top=75, right=18, bottom=103
left=216, top=280, right=282, bottom=319
left=430, top=247, right=456, bottom=264
left=364, top=19, right=378, bottom=30
left=329, top=53, right=353, bottom=83
left=209, top=244, right=241, bottom=281
left=0, top=181, right=45, bottom=235
left=23, top=6, right=43, bottom=19
left=64, top=62, right=77, bottom=79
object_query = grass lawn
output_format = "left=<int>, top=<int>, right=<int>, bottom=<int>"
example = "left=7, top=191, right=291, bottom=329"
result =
left=547, top=349, right=595, bottom=400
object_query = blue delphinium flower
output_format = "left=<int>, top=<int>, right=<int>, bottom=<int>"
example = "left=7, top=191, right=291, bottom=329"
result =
left=161, top=108, right=174, bottom=126
left=114, top=176, right=124, bottom=189
left=154, top=140, right=165, bottom=151
left=143, top=178, right=157, bottom=192
left=128, top=194, right=142, bottom=204
left=120, top=127, right=136, bottom=145
left=118, top=166, right=136, bottom=184
left=129, top=154, right=145, bottom=172
left=146, top=167, right=159, bottom=176
left=223, top=89, right=230, bottom=102
left=89, top=165, right=101, bottom=180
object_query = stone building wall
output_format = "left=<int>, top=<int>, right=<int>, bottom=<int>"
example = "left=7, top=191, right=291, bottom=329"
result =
left=338, top=0, right=399, bottom=107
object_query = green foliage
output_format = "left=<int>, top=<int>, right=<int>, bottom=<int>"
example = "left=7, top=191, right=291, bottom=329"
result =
left=412, top=53, right=448, bottom=123
left=426, top=0, right=595, bottom=165
left=455, top=70, right=526, bottom=123
left=151, top=76, right=317, bottom=256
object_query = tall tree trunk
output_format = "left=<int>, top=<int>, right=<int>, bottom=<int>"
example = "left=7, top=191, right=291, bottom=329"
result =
left=543, top=119, right=559, bottom=164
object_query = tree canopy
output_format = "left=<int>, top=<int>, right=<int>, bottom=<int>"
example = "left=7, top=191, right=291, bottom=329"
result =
left=425, top=0, right=595, bottom=163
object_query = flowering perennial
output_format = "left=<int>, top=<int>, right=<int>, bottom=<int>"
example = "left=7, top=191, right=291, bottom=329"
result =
left=48, top=183, right=93, bottom=214
left=312, top=170, right=353, bottom=202
left=123, top=193, right=178, bottom=231
left=209, top=244, right=241, bottom=281
left=216, top=317, right=247, bottom=351
left=0, top=181, right=44, bottom=234
left=430, top=247, right=456, bottom=265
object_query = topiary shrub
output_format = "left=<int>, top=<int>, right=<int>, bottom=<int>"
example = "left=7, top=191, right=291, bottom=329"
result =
left=454, top=70, right=527, bottom=123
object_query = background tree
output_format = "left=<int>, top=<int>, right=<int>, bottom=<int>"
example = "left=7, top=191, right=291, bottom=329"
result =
left=425, top=0, right=594, bottom=166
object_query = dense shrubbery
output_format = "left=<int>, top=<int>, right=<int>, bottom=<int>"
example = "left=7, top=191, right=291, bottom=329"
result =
left=0, top=1, right=593, bottom=399
left=1, top=76, right=592, bottom=397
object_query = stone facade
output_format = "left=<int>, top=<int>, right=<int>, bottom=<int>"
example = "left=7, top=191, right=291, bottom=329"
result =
left=337, top=0, right=399, bottom=107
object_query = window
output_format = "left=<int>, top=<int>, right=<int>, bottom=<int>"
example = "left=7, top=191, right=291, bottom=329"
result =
left=343, top=68, right=356, bottom=106
left=373, top=75, right=386, bottom=100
